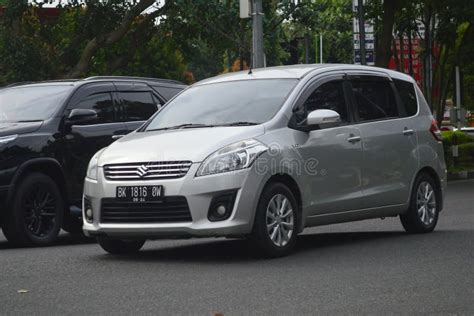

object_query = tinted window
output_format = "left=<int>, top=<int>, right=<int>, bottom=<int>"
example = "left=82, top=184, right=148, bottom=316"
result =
left=75, top=93, right=114, bottom=124
left=394, top=79, right=417, bottom=116
left=302, top=81, right=348, bottom=123
left=120, top=92, right=157, bottom=121
left=0, top=85, right=73, bottom=122
left=153, top=86, right=183, bottom=100
left=351, top=79, right=398, bottom=121
left=145, top=79, right=297, bottom=131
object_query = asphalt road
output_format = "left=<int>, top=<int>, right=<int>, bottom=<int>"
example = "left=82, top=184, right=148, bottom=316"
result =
left=1, top=180, right=473, bottom=315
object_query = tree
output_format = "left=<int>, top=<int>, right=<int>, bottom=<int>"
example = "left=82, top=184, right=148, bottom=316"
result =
left=0, top=0, right=189, bottom=84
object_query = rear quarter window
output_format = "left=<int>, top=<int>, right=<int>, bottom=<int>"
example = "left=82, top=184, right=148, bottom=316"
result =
left=153, top=86, right=184, bottom=101
left=394, top=79, right=418, bottom=116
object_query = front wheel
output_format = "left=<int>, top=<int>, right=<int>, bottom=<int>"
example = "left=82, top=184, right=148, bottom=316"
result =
left=2, top=173, right=64, bottom=246
left=250, top=182, right=298, bottom=258
left=97, top=237, right=146, bottom=254
left=400, top=173, right=440, bottom=233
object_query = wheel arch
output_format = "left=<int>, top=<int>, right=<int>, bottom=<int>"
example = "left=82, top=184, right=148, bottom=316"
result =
left=8, top=158, right=69, bottom=209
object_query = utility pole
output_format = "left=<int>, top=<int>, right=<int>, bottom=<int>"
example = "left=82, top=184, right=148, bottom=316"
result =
left=320, top=34, right=323, bottom=63
left=252, top=0, right=264, bottom=68
left=304, top=33, right=310, bottom=64
left=455, top=66, right=462, bottom=129
left=357, top=0, right=366, bottom=65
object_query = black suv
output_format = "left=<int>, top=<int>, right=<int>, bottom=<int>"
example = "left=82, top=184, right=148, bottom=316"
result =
left=0, top=76, right=186, bottom=246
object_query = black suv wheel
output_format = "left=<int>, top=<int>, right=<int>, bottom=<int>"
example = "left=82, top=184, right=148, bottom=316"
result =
left=2, top=173, right=64, bottom=246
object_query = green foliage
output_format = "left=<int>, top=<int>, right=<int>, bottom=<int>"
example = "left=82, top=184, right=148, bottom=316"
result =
left=279, top=0, right=353, bottom=64
left=442, top=131, right=474, bottom=173
left=441, top=131, right=474, bottom=147
left=0, top=0, right=189, bottom=84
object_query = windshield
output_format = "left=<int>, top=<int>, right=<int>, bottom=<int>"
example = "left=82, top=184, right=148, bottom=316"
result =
left=0, top=85, right=73, bottom=122
left=145, top=79, right=298, bottom=131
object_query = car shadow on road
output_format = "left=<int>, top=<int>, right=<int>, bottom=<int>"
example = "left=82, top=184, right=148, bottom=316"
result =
left=96, top=230, right=425, bottom=263
left=0, top=233, right=96, bottom=250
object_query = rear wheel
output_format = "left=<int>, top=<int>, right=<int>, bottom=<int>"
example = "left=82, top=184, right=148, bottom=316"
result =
left=250, top=182, right=298, bottom=258
left=400, top=173, right=440, bottom=233
left=2, top=173, right=64, bottom=246
left=97, top=237, right=146, bottom=254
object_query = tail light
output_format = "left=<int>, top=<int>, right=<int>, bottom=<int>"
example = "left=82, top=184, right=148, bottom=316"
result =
left=430, top=119, right=443, bottom=142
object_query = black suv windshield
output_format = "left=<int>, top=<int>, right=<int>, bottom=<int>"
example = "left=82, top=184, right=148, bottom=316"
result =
left=145, top=79, right=297, bottom=131
left=0, top=85, right=73, bottom=122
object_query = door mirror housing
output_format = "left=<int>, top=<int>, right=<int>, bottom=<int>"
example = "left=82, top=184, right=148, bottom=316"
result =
left=67, top=109, right=98, bottom=125
left=307, top=109, right=340, bottom=127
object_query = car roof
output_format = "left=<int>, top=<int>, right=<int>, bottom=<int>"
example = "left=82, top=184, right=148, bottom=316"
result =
left=196, top=64, right=416, bottom=85
left=3, top=76, right=186, bottom=89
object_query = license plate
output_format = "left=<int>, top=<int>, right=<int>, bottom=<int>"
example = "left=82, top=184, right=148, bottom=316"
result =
left=116, top=185, right=163, bottom=202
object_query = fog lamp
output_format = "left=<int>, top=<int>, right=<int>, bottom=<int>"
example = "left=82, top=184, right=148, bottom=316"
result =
left=208, top=191, right=237, bottom=222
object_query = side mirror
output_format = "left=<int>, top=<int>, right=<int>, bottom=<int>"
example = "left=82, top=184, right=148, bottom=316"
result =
left=307, top=109, right=341, bottom=127
left=67, top=109, right=98, bottom=126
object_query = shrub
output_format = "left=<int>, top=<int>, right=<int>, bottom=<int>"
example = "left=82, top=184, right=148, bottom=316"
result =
left=442, top=131, right=474, bottom=147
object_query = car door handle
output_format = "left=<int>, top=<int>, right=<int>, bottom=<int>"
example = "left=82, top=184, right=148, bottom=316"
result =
left=347, top=135, right=361, bottom=143
left=403, top=129, right=414, bottom=136
left=112, top=135, right=125, bottom=140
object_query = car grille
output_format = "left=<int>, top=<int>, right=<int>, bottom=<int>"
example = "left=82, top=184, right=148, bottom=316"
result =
left=103, top=161, right=192, bottom=181
left=100, top=197, right=192, bottom=223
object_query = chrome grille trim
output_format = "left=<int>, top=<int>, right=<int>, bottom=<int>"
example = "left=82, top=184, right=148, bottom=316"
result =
left=103, top=161, right=192, bottom=181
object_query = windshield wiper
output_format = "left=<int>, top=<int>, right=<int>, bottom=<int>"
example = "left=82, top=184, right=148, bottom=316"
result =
left=147, top=123, right=216, bottom=131
left=217, top=121, right=259, bottom=127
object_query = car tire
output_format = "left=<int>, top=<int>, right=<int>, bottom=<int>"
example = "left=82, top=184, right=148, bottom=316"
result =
left=2, top=173, right=64, bottom=246
left=97, top=237, right=146, bottom=254
left=400, top=173, right=440, bottom=234
left=250, top=182, right=298, bottom=258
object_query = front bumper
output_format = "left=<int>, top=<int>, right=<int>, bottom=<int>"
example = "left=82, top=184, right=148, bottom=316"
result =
left=82, top=164, right=266, bottom=238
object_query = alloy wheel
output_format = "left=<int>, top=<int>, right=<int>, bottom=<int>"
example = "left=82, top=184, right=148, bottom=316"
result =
left=266, top=193, right=294, bottom=247
left=23, top=185, right=58, bottom=238
left=416, top=181, right=437, bottom=226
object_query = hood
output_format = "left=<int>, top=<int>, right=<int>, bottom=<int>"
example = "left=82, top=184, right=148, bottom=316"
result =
left=98, top=125, right=266, bottom=166
left=0, top=121, right=43, bottom=137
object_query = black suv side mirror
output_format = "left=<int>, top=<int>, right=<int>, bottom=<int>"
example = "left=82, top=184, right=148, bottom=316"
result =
left=67, top=109, right=98, bottom=126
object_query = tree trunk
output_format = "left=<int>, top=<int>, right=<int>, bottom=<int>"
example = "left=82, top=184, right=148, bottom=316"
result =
left=408, top=32, right=413, bottom=76
left=375, top=0, right=402, bottom=68
left=399, top=34, right=405, bottom=72
left=392, top=36, right=400, bottom=71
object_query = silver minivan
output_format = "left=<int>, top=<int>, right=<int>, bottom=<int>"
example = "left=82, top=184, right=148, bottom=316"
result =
left=83, top=65, right=447, bottom=257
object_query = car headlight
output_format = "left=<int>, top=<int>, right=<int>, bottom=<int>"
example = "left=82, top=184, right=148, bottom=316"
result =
left=86, top=148, right=105, bottom=180
left=0, top=135, right=18, bottom=147
left=196, top=139, right=268, bottom=177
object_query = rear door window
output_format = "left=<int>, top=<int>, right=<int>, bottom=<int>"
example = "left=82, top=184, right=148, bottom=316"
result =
left=119, top=91, right=157, bottom=122
left=394, top=79, right=418, bottom=116
left=351, top=79, right=398, bottom=122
